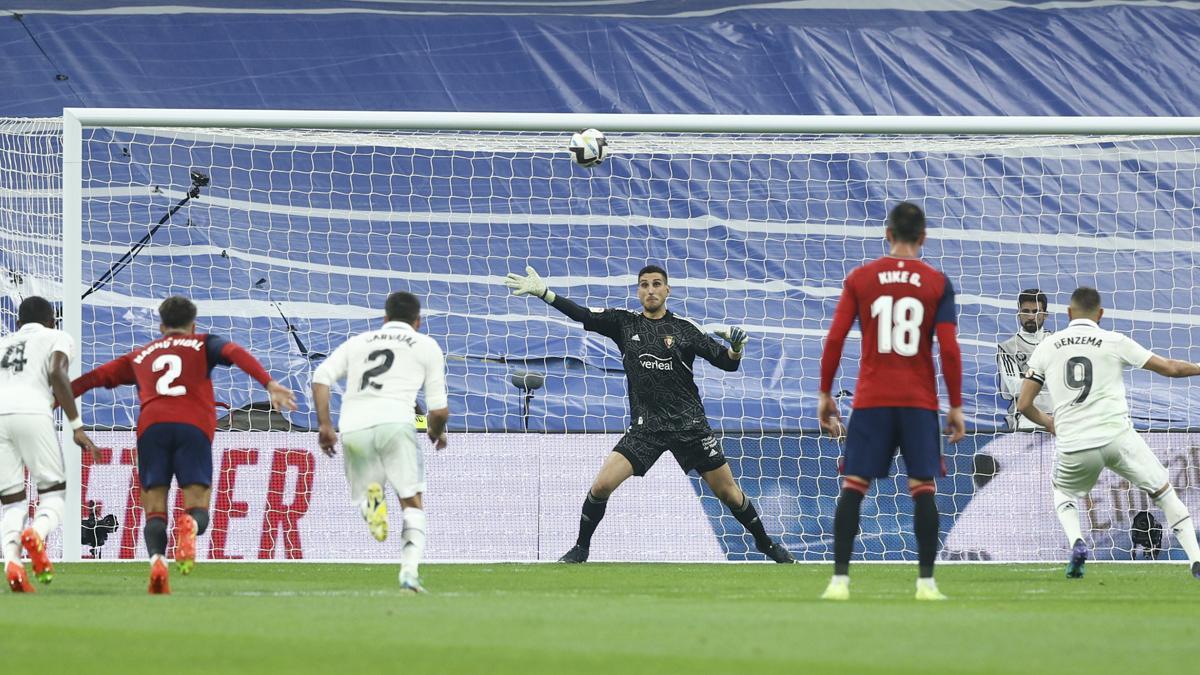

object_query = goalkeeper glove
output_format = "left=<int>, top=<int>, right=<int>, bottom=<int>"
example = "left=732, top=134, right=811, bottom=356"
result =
left=715, top=326, right=748, bottom=353
left=505, top=266, right=556, bottom=303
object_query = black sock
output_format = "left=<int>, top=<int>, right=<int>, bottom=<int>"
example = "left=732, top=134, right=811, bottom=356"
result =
left=833, top=488, right=865, bottom=576
left=576, top=491, right=608, bottom=548
left=913, top=490, right=940, bottom=578
left=730, top=495, right=773, bottom=550
left=188, top=508, right=210, bottom=536
left=144, top=514, right=168, bottom=558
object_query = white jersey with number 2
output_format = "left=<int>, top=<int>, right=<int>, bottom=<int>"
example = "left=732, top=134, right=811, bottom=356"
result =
left=312, top=320, right=447, bottom=434
left=1024, top=318, right=1153, bottom=453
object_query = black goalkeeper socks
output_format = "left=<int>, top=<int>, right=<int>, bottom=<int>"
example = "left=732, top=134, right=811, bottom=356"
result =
left=575, top=491, right=608, bottom=548
left=188, top=508, right=210, bottom=536
left=144, top=513, right=168, bottom=558
left=731, top=495, right=773, bottom=550
left=912, top=489, right=940, bottom=579
left=833, top=488, right=866, bottom=576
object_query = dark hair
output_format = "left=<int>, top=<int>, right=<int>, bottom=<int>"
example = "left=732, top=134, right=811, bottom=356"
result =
left=637, top=264, right=668, bottom=284
left=1070, top=286, right=1102, bottom=314
left=887, top=202, right=926, bottom=244
left=158, top=295, right=198, bottom=329
left=17, top=296, right=55, bottom=327
left=385, top=291, right=421, bottom=324
left=1018, top=288, right=1048, bottom=312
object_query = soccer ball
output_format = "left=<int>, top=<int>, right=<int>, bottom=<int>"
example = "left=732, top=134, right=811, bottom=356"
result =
left=568, top=128, right=607, bottom=167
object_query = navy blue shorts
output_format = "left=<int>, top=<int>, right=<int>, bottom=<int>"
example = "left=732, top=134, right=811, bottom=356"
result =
left=842, top=407, right=944, bottom=480
left=136, top=423, right=214, bottom=489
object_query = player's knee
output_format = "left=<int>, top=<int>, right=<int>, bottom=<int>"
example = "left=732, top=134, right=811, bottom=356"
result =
left=590, top=482, right=616, bottom=500
left=841, top=477, right=870, bottom=495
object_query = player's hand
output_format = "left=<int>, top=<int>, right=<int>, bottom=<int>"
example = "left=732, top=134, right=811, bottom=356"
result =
left=715, top=326, right=748, bottom=354
left=428, top=429, right=448, bottom=450
left=944, top=406, right=966, bottom=443
left=72, top=428, right=101, bottom=462
left=318, top=423, right=338, bottom=457
left=266, top=380, right=298, bottom=412
left=504, top=266, right=549, bottom=300
left=817, top=391, right=846, bottom=440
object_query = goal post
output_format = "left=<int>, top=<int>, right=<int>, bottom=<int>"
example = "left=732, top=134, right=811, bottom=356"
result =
left=12, top=109, right=1200, bottom=562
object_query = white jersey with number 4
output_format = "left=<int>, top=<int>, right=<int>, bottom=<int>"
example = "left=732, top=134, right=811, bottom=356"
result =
left=0, top=323, right=74, bottom=417
left=312, top=320, right=447, bottom=434
left=1024, top=318, right=1153, bottom=453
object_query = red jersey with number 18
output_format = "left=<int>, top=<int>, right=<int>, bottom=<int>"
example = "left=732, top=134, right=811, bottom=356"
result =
left=72, top=333, right=273, bottom=440
left=820, top=255, right=960, bottom=411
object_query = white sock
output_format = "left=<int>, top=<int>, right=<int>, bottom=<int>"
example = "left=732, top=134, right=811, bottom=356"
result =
left=1155, top=487, right=1200, bottom=564
left=32, top=491, right=64, bottom=540
left=916, top=577, right=939, bottom=590
left=0, top=500, right=27, bottom=564
left=1054, top=489, right=1084, bottom=547
left=829, top=574, right=849, bottom=586
left=400, top=508, right=427, bottom=580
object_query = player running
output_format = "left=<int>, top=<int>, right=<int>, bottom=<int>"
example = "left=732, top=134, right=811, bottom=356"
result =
left=312, top=291, right=448, bottom=593
left=506, top=263, right=794, bottom=564
left=1018, top=287, right=1200, bottom=579
left=817, top=202, right=964, bottom=601
left=0, top=296, right=100, bottom=592
left=72, top=296, right=296, bottom=593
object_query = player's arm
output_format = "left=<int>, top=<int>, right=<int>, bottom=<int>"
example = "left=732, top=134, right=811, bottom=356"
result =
left=311, top=342, right=351, bottom=456
left=996, top=343, right=1020, bottom=401
left=1015, top=377, right=1054, bottom=434
left=817, top=279, right=858, bottom=438
left=423, top=342, right=450, bottom=450
left=48, top=348, right=100, bottom=459
left=934, top=278, right=965, bottom=443
left=206, top=336, right=297, bottom=412
left=685, top=321, right=743, bottom=370
left=71, top=353, right=137, bottom=398
left=505, top=265, right=622, bottom=340
left=1140, top=355, right=1200, bottom=378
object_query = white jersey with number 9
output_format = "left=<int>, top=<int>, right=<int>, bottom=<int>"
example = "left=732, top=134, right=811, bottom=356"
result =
left=1024, top=318, right=1153, bottom=453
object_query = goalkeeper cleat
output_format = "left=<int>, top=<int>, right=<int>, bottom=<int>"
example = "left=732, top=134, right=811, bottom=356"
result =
left=1066, top=538, right=1088, bottom=579
left=1191, top=561, right=1199, bottom=580
left=557, top=544, right=590, bottom=564
left=174, top=513, right=198, bottom=576
left=365, top=483, right=388, bottom=542
left=148, top=555, right=171, bottom=595
left=6, top=561, right=34, bottom=593
left=21, top=527, right=53, bottom=584
left=915, top=580, right=948, bottom=601
left=820, top=577, right=850, bottom=601
left=757, top=540, right=796, bottom=563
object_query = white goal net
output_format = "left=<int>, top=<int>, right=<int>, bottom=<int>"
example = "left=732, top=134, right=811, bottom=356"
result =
left=3, top=112, right=1199, bottom=563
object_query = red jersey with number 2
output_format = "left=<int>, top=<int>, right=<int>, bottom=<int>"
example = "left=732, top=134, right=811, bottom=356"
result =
left=72, top=333, right=272, bottom=439
left=827, top=256, right=957, bottom=410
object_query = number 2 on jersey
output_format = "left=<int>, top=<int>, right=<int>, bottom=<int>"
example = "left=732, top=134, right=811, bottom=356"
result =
left=360, top=349, right=396, bottom=391
left=870, top=295, right=924, bottom=356
left=152, top=354, right=187, bottom=396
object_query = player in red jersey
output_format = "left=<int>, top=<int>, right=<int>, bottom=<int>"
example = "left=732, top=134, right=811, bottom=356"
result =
left=816, top=202, right=965, bottom=601
left=72, top=296, right=296, bottom=593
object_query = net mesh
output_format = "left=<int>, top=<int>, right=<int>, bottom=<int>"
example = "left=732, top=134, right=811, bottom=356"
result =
left=5, top=118, right=1200, bottom=561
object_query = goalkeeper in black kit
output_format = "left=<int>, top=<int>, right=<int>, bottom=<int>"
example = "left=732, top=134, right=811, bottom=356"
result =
left=506, top=264, right=794, bottom=563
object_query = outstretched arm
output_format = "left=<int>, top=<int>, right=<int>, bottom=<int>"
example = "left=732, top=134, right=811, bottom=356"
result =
left=209, top=337, right=297, bottom=412
left=1141, top=355, right=1200, bottom=378
left=506, top=265, right=622, bottom=339
left=71, top=354, right=136, bottom=399
left=817, top=284, right=857, bottom=438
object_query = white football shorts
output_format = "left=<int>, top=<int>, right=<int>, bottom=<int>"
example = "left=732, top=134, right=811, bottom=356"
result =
left=340, top=422, right=425, bottom=501
left=0, top=414, right=66, bottom=495
left=1053, top=427, right=1169, bottom=498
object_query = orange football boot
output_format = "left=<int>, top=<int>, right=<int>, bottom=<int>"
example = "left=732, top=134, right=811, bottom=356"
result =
left=6, top=560, right=34, bottom=593
left=148, top=556, right=171, bottom=595
left=173, top=514, right=197, bottom=575
left=20, top=527, right=53, bottom=584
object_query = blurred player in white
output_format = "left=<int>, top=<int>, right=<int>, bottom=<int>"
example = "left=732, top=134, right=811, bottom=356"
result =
left=312, top=291, right=448, bottom=593
left=1018, top=287, right=1200, bottom=580
left=997, top=288, right=1054, bottom=429
left=0, top=296, right=99, bottom=592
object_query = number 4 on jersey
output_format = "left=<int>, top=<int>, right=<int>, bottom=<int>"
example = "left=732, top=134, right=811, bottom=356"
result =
left=870, top=295, right=924, bottom=356
left=0, top=342, right=28, bottom=372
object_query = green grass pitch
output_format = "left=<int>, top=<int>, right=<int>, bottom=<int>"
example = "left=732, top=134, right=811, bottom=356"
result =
left=1, top=562, right=1195, bottom=674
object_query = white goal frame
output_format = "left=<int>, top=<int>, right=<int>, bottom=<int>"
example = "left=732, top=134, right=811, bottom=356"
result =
left=59, top=108, right=1200, bottom=561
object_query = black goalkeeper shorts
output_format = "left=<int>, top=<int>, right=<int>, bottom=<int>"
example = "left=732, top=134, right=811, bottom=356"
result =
left=614, top=430, right=727, bottom=477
